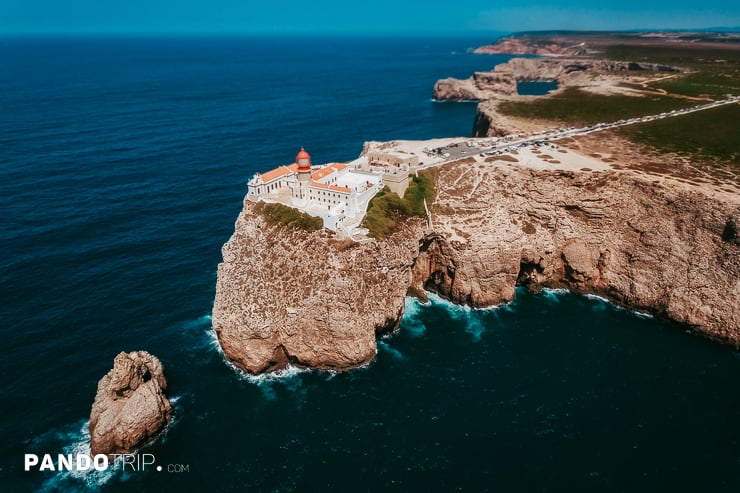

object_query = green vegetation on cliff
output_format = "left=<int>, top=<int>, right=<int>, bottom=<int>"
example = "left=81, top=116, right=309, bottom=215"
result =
left=618, top=104, right=740, bottom=166
left=602, top=44, right=740, bottom=98
left=363, top=170, right=436, bottom=238
left=253, top=201, right=323, bottom=232
left=498, top=87, right=691, bottom=126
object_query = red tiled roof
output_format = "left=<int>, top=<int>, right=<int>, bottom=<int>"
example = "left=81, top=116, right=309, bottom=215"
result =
left=259, top=165, right=294, bottom=183
left=310, top=181, right=351, bottom=194
left=311, top=163, right=347, bottom=181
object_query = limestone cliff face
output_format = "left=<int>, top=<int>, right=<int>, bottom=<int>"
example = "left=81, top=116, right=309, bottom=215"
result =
left=213, top=203, right=426, bottom=374
left=433, top=57, right=682, bottom=102
left=433, top=58, right=574, bottom=102
left=426, top=164, right=739, bottom=342
left=473, top=37, right=590, bottom=57
left=89, top=351, right=172, bottom=457
left=213, top=164, right=739, bottom=374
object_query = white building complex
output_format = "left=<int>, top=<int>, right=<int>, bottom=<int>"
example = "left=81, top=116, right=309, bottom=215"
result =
left=247, top=148, right=389, bottom=232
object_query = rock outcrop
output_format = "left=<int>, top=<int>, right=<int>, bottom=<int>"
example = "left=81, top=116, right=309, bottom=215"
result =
left=473, top=36, right=590, bottom=57
left=213, top=207, right=426, bottom=374
left=433, top=57, right=682, bottom=102
left=89, top=351, right=172, bottom=456
left=472, top=100, right=541, bottom=138
left=213, top=161, right=739, bottom=375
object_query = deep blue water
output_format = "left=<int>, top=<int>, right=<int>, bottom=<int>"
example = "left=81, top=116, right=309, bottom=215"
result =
left=1, top=36, right=739, bottom=492
left=517, top=80, right=558, bottom=96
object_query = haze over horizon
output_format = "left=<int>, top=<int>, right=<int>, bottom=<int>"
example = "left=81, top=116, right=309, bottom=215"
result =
left=2, top=0, right=739, bottom=35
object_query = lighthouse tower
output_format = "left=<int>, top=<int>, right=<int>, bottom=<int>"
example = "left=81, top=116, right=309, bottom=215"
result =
left=296, top=147, right=312, bottom=178
left=292, top=147, right=312, bottom=206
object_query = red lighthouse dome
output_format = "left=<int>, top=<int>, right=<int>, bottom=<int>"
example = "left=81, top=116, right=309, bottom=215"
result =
left=296, top=147, right=311, bottom=171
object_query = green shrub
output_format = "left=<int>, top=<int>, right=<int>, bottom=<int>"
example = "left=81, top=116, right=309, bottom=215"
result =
left=404, top=171, right=436, bottom=216
left=362, top=170, right=437, bottom=238
left=254, top=202, right=323, bottom=232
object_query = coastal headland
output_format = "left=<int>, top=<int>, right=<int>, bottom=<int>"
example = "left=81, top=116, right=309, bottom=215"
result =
left=213, top=32, right=739, bottom=375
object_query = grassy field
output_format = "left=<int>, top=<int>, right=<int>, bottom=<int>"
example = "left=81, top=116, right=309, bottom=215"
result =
left=497, top=38, right=740, bottom=168
left=363, top=170, right=436, bottom=238
left=617, top=103, right=740, bottom=166
left=601, top=44, right=740, bottom=98
left=497, top=87, right=692, bottom=126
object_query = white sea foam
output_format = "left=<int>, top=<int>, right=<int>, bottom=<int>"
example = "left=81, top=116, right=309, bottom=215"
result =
left=205, top=325, right=224, bottom=355
left=404, top=293, right=504, bottom=342
left=539, top=288, right=570, bottom=302
left=583, top=293, right=654, bottom=319
left=425, top=291, right=505, bottom=313
left=205, top=318, right=350, bottom=389
left=252, top=362, right=305, bottom=382
left=401, top=297, right=429, bottom=337
left=584, top=293, right=610, bottom=303
left=182, top=314, right=212, bottom=330
left=182, top=314, right=218, bottom=354
left=36, top=421, right=117, bottom=493
left=35, top=394, right=184, bottom=492
left=210, top=330, right=310, bottom=385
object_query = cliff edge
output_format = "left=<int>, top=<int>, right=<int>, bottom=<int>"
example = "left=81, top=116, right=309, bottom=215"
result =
left=433, top=57, right=680, bottom=102
left=213, top=162, right=739, bottom=375
left=213, top=206, right=426, bottom=374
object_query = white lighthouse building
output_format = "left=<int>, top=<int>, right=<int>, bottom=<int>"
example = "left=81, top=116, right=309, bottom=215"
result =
left=247, top=148, right=383, bottom=231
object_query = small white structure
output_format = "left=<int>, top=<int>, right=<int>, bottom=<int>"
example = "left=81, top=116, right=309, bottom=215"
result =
left=366, top=150, right=419, bottom=167
left=247, top=148, right=383, bottom=231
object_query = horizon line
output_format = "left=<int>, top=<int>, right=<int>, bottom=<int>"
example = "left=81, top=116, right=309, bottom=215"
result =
left=1, top=27, right=739, bottom=37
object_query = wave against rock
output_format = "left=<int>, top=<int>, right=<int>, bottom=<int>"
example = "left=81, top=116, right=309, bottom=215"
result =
left=213, top=161, right=739, bottom=375
left=89, top=351, right=172, bottom=457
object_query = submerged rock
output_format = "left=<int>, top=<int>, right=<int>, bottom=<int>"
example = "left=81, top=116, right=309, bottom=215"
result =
left=89, top=351, right=172, bottom=456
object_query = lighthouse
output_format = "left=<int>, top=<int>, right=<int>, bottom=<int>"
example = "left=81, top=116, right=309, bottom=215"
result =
left=292, top=147, right=312, bottom=206
left=296, top=147, right=311, bottom=178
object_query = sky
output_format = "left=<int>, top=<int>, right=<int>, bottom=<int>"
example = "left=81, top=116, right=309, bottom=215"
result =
left=1, top=0, right=739, bottom=34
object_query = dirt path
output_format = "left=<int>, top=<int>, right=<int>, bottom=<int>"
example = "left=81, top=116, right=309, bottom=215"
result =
left=636, top=73, right=715, bottom=102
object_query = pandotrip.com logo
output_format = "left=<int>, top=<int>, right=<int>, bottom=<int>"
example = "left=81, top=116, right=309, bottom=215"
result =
left=25, top=453, right=190, bottom=473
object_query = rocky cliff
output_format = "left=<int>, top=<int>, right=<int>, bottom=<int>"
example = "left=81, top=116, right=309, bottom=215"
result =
left=433, top=57, right=681, bottom=102
left=472, top=36, right=590, bottom=57
left=213, top=163, right=739, bottom=375
left=89, top=351, right=172, bottom=457
left=213, top=210, right=426, bottom=374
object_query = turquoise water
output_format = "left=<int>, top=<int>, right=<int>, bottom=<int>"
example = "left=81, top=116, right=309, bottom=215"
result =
left=1, top=36, right=739, bottom=492
left=517, top=80, right=558, bottom=95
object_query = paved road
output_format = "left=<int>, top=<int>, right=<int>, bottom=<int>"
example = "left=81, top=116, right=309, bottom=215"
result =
left=422, top=95, right=740, bottom=166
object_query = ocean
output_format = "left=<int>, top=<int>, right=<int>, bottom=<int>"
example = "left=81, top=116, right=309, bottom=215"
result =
left=1, top=35, right=739, bottom=492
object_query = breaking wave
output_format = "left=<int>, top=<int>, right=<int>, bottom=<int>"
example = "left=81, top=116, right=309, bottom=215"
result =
left=403, top=293, right=505, bottom=342
left=33, top=394, right=184, bottom=492
left=583, top=293, right=654, bottom=319
left=401, top=296, right=429, bottom=337
left=34, top=421, right=118, bottom=492
left=539, top=288, right=570, bottom=303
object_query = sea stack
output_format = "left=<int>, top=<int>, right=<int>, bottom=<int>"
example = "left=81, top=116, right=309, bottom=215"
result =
left=89, top=351, right=173, bottom=456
